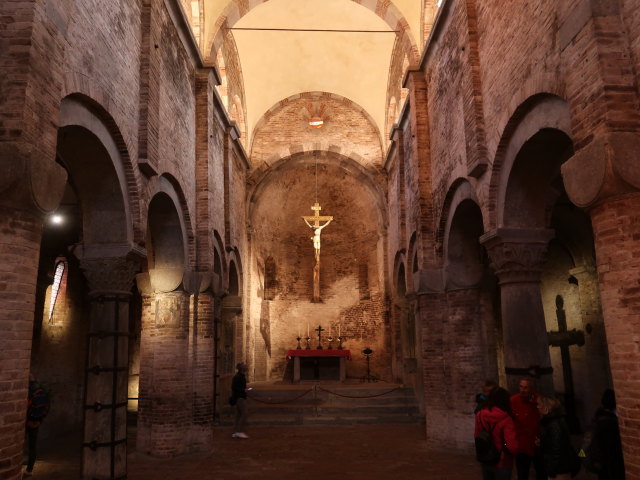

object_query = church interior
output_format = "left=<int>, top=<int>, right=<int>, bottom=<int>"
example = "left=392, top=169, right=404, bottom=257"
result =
left=1, top=0, right=640, bottom=478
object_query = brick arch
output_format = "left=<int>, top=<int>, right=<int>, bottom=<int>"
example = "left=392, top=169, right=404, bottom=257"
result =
left=436, top=178, right=481, bottom=260
left=204, top=0, right=420, bottom=67
left=392, top=251, right=408, bottom=297
left=247, top=150, right=388, bottom=231
left=437, top=179, right=485, bottom=289
left=486, top=93, right=572, bottom=231
left=146, top=174, right=196, bottom=270
left=58, top=88, right=143, bottom=247
left=250, top=91, right=384, bottom=169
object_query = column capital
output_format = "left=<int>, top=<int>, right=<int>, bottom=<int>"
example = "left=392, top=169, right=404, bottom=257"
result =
left=562, top=132, right=640, bottom=209
left=480, top=228, right=554, bottom=284
left=75, top=245, right=144, bottom=297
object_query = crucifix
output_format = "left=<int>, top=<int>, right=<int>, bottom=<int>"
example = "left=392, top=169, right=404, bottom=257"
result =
left=315, top=324, right=325, bottom=349
left=547, top=294, right=585, bottom=432
left=302, top=202, right=333, bottom=302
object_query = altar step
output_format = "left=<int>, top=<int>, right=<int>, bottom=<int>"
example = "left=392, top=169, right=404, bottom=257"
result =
left=217, top=382, right=424, bottom=426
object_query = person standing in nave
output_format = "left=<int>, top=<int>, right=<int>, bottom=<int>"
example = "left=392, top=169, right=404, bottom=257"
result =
left=475, top=387, right=519, bottom=480
left=24, top=374, right=50, bottom=477
left=588, top=388, right=625, bottom=480
left=511, top=378, right=546, bottom=480
left=537, top=396, right=581, bottom=480
left=475, top=379, right=498, bottom=413
left=230, top=362, right=250, bottom=439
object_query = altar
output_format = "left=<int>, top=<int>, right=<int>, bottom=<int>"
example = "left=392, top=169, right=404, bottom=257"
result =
left=286, top=349, right=351, bottom=382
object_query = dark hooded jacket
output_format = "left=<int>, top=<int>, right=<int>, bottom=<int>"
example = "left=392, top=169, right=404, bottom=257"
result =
left=540, top=409, right=578, bottom=477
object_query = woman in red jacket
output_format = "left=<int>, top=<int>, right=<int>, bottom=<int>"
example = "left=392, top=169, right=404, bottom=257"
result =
left=475, top=387, right=519, bottom=480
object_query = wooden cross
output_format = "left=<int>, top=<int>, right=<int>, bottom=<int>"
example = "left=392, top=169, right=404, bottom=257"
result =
left=547, top=294, right=584, bottom=432
left=315, top=324, right=325, bottom=350
left=302, top=202, right=333, bottom=302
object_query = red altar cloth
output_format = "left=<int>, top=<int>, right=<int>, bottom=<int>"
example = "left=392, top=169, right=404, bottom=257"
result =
left=286, top=349, right=351, bottom=360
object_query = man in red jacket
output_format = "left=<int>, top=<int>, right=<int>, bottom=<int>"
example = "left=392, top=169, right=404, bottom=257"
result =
left=510, top=378, right=546, bottom=480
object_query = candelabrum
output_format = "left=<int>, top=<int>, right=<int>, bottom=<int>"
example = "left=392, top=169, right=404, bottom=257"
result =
left=305, top=336, right=311, bottom=349
left=337, top=336, right=344, bottom=350
left=327, top=336, right=334, bottom=350
left=296, top=336, right=302, bottom=349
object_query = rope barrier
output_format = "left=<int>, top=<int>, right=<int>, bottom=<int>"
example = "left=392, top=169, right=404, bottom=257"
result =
left=247, top=388, right=313, bottom=404
left=317, top=386, right=401, bottom=399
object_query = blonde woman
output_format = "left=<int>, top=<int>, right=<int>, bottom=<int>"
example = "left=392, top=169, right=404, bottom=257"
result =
left=536, top=396, right=580, bottom=480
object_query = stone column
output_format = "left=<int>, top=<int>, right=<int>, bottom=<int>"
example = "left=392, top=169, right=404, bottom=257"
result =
left=481, top=228, right=555, bottom=394
left=562, top=131, right=640, bottom=478
left=0, top=143, right=66, bottom=479
left=77, top=254, right=139, bottom=480
left=184, top=272, right=215, bottom=452
left=135, top=281, right=191, bottom=457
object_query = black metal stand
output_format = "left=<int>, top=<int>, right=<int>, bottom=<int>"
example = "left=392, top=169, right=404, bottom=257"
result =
left=360, top=347, right=378, bottom=383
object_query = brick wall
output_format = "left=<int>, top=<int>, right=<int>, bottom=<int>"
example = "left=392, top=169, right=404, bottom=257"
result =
left=248, top=159, right=391, bottom=380
left=250, top=93, right=383, bottom=169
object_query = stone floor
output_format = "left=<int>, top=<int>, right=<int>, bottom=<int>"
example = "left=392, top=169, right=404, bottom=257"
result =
left=26, top=423, right=597, bottom=479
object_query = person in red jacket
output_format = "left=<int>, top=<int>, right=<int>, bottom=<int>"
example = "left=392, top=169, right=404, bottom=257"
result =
left=511, top=378, right=546, bottom=480
left=475, top=387, right=519, bottom=480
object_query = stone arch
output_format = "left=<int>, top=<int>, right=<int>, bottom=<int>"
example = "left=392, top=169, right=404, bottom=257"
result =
left=57, top=96, right=137, bottom=247
left=442, top=196, right=485, bottom=291
left=145, top=193, right=187, bottom=293
left=149, top=174, right=195, bottom=270
left=250, top=92, right=384, bottom=169
left=393, top=251, right=408, bottom=297
left=227, top=248, right=244, bottom=297
left=205, top=0, right=420, bottom=67
left=144, top=176, right=192, bottom=291
left=248, top=151, right=388, bottom=231
left=212, top=230, right=227, bottom=295
left=58, top=92, right=142, bottom=245
left=487, top=94, right=572, bottom=230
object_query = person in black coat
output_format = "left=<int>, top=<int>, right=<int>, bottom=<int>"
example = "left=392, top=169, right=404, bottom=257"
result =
left=231, top=362, right=250, bottom=439
left=589, top=389, right=625, bottom=480
left=537, top=396, right=580, bottom=480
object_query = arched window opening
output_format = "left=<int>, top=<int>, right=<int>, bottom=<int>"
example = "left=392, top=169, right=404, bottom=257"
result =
left=48, top=257, right=68, bottom=324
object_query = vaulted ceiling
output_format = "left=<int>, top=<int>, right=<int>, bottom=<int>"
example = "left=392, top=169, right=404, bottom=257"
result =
left=183, top=0, right=437, bottom=155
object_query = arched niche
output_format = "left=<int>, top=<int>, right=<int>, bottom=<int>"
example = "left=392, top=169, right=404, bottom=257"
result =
left=57, top=95, right=137, bottom=247
left=490, top=94, right=572, bottom=230
left=146, top=189, right=187, bottom=293
left=445, top=199, right=485, bottom=290
left=502, top=129, right=574, bottom=229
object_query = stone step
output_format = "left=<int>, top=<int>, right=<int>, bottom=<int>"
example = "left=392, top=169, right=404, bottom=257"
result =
left=218, top=382, right=423, bottom=426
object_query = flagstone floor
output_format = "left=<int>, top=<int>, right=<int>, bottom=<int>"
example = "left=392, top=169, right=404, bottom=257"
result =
left=26, top=423, right=596, bottom=479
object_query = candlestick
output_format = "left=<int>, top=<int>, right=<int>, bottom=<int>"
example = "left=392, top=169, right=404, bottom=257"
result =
left=296, top=336, right=302, bottom=349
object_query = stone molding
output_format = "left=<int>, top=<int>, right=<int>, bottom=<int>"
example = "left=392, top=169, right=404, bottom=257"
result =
left=480, top=228, right=554, bottom=284
left=562, top=132, right=640, bottom=209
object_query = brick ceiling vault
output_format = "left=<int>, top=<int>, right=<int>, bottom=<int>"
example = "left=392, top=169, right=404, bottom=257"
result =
left=186, top=0, right=429, bottom=153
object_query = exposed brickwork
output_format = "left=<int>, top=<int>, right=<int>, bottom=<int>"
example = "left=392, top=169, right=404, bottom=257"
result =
left=0, top=206, right=43, bottom=480
left=250, top=92, right=383, bottom=169
left=589, top=194, right=640, bottom=478
left=248, top=156, right=391, bottom=380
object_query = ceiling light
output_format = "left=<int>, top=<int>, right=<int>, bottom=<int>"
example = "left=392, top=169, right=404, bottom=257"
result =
left=50, top=214, right=63, bottom=225
left=309, top=116, right=324, bottom=128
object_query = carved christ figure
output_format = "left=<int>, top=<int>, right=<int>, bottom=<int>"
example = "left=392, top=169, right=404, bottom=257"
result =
left=304, top=221, right=332, bottom=262
left=302, top=202, right=333, bottom=302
